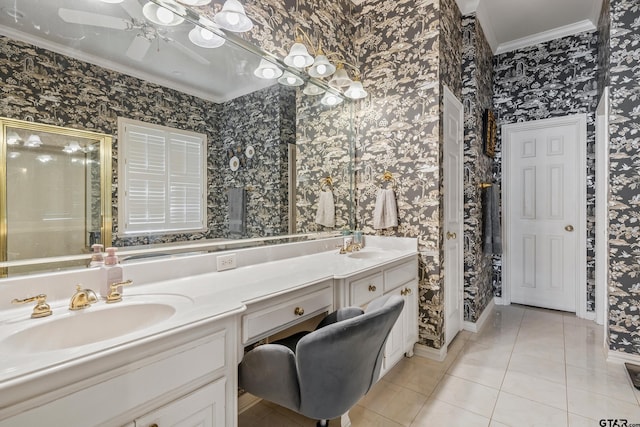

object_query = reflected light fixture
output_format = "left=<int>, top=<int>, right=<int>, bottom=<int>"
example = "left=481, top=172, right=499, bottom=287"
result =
left=320, top=92, right=343, bottom=107
left=253, top=58, right=283, bottom=79
left=177, top=0, right=211, bottom=5
left=63, top=141, right=82, bottom=154
left=302, top=83, right=325, bottom=96
left=214, top=0, right=253, bottom=32
left=25, top=134, right=42, bottom=148
left=6, top=131, right=22, bottom=145
left=278, top=71, right=304, bottom=87
left=308, top=52, right=335, bottom=78
left=328, top=63, right=352, bottom=89
left=284, top=37, right=314, bottom=68
left=189, top=25, right=225, bottom=48
left=36, top=154, right=53, bottom=163
left=344, top=78, right=368, bottom=100
left=142, top=2, right=184, bottom=26
left=8, top=152, right=20, bottom=159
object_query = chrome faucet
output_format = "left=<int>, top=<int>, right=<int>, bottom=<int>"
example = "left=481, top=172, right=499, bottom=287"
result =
left=69, top=285, right=98, bottom=310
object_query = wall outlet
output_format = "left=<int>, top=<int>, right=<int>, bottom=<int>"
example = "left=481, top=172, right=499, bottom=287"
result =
left=216, top=253, right=237, bottom=271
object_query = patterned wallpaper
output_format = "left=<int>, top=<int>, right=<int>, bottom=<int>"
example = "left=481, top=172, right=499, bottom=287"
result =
left=599, top=0, right=640, bottom=356
left=492, top=31, right=599, bottom=313
left=461, top=15, right=494, bottom=323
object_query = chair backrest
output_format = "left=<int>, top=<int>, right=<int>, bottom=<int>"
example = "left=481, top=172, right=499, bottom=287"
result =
left=295, top=294, right=404, bottom=420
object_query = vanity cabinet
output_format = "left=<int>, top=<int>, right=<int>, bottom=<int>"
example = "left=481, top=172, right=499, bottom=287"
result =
left=336, top=256, right=419, bottom=376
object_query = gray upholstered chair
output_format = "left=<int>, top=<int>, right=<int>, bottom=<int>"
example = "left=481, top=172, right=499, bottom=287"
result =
left=238, top=294, right=404, bottom=427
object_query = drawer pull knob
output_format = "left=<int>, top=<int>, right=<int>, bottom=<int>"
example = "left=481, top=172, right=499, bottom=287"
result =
left=294, top=307, right=305, bottom=316
left=401, top=288, right=412, bottom=296
left=368, top=285, right=377, bottom=292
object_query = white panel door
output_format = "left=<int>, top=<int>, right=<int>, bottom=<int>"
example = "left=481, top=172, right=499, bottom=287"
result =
left=443, top=87, right=463, bottom=347
left=504, top=115, right=586, bottom=312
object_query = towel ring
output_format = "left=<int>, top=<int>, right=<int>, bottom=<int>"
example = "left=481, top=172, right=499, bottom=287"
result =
left=320, top=176, right=333, bottom=191
left=379, top=171, right=396, bottom=188
left=478, top=183, right=492, bottom=189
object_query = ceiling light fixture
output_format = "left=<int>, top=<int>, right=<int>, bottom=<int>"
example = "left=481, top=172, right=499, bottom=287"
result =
left=328, top=63, right=352, bottom=89
left=343, top=77, right=368, bottom=100
left=308, top=51, right=335, bottom=78
left=278, top=71, right=305, bottom=87
left=142, top=2, right=184, bottom=26
left=213, top=0, right=253, bottom=32
left=253, top=58, right=283, bottom=79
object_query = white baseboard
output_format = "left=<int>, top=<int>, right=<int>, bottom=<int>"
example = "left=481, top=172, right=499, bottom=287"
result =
left=582, top=311, right=596, bottom=321
left=607, top=349, right=640, bottom=365
left=494, top=297, right=507, bottom=305
left=414, top=343, right=447, bottom=362
left=463, top=298, right=495, bottom=333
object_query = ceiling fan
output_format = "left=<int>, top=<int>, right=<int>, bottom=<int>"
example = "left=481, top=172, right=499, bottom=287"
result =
left=57, top=0, right=210, bottom=65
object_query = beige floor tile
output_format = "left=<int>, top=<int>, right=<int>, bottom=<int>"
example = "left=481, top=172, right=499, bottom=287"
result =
left=501, top=370, right=567, bottom=410
left=447, top=351, right=509, bottom=389
left=512, top=337, right=565, bottom=363
left=567, top=387, right=640, bottom=421
left=384, top=356, right=444, bottom=395
left=410, top=398, right=490, bottom=427
left=358, top=379, right=428, bottom=426
left=348, top=405, right=404, bottom=427
left=568, top=413, right=599, bottom=427
left=492, top=391, right=568, bottom=427
left=507, top=352, right=566, bottom=385
left=566, top=364, right=638, bottom=404
left=489, top=422, right=511, bottom=427
left=431, top=374, right=499, bottom=418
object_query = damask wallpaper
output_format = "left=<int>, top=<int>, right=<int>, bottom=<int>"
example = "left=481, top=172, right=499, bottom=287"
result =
left=492, top=31, right=599, bottom=313
left=461, top=15, right=494, bottom=323
left=599, top=0, right=640, bottom=356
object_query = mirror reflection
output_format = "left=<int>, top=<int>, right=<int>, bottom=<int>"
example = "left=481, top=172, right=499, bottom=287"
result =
left=0, top=0, right=354, bottom=276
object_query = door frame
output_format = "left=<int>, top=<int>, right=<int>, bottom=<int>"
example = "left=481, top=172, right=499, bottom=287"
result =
left=502, top=114, right=588, bottom=318
left=443, top=85, right=464, bottom=346
left=595, top=87, right=609, bottom=327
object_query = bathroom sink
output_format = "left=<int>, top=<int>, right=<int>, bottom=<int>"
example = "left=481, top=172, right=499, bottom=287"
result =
left=348, top=250, right=387, bottom=259
left=2, top=297, right=189, bottom=353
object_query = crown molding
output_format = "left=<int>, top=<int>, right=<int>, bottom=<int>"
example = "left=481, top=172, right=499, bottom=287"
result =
left=475, top=1, right=499, bottom=53
left=495, top=19, right=596, bottom=55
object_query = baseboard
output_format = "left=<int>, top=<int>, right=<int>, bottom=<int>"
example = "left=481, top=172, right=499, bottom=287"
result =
left=607, top=349, right=640, bottom=365
left=583, top=311, right=596, bottom=321
left=414, top=343, right=447, bottom=362
left=494, top=297, right=506, bottom=305
left=463, top=298, right=495, bottom=333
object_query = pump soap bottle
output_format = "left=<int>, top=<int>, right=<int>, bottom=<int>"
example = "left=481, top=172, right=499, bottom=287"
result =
left=101, top=247, right=123, bottom=299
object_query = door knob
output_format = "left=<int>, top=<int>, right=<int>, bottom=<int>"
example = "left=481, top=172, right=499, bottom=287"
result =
left=564, top=225, right=574, bottom=232
left=446, top=232, right=457, bottom=240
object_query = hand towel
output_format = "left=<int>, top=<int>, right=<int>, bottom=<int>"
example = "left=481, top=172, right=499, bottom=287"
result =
left=373, top=188, right=398, bottom=230
left=482, top=186, right=502, bottom=254
left=315, top=190, right=335, bottom=228
left=228, top=187, right=246, bottom=236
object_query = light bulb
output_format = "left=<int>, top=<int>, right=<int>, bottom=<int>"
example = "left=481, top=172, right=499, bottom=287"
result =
left=263, top=68, right=275, bottom=79
left=293, top=55, right=306, bottom=68
left=156, top=7, right=174, bottom=24
left=200, top=28, right=214, bottom=40
left=286, top=76, right=297, bottom=85
left=226, top=13, right=240, bottom=26
left=326, top=95, right=337, bottom=105
left=316, top=64, right=326, bottom=75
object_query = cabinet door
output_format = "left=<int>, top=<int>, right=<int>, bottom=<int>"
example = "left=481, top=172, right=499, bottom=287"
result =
left=382, top=281, right=418, bottom=376
left=135, top=379, right=226, bottom=427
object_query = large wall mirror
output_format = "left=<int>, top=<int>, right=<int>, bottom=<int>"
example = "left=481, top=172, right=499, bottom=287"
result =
left=0, top=0, right=354, bottom=276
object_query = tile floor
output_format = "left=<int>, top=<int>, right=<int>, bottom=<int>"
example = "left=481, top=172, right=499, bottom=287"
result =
left=238, top=304, right=640, bottom=426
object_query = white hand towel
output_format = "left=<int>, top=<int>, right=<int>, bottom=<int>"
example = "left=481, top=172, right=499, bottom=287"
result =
left=315, top=190, right=335, bottom=228
left=373, top=188, right=398, bottom=229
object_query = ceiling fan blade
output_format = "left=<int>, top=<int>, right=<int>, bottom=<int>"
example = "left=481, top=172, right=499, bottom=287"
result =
left=167, top=39, right=210, bottom=65
left=126, top=35, right=152, bottom=61
left=119, top=0, right=145, bottom=22
left=58, top=8, right=129, bottom=30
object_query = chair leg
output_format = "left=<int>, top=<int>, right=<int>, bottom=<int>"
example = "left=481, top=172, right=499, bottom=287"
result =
left=316, top=420, right=329, bottom=427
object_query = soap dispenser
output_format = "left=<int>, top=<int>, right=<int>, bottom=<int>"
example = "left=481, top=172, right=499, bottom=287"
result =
left=88, top=244, right=104, bottom=268
left=101, top=247, right=123, bottom=299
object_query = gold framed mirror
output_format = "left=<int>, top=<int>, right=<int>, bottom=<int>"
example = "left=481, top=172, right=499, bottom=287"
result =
left=0, top=117, right=112, bottom=276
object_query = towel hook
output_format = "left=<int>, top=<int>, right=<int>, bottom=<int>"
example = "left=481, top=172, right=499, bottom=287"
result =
left=320, top=176, right=333, bottom=191
left=478, top=182, right=492, bottom=189
left=379, top=171, right=396, bottom=188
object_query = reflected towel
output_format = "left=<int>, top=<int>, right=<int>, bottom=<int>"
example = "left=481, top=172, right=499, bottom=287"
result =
left=482, top=186, right=502, bottom=254
left=228, top=187, right=246, bottom=236
left=315, top=190, right=335, bottom=228
left=373, top=188, right=398, bottom=230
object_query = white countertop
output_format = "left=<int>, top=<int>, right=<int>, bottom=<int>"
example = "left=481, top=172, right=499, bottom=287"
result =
left=0, top=236, right=417, bottom=412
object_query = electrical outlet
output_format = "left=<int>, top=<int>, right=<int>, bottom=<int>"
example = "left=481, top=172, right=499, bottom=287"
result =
left=216, top=253, right=237, bottom=271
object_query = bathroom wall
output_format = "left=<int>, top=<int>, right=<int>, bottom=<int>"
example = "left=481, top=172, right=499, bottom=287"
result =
left=598, top=0, right=640, bottom=356
left=492, top=31, right=599, bottom=312
left=461, top=14, right=495, bottom=323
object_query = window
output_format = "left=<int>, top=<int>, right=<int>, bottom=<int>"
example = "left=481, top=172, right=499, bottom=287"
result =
left=118, top=118, right=206, bottom=235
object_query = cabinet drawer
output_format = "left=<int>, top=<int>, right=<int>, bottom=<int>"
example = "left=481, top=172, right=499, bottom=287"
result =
left=384, top=261, right=417, bottom=292
left=242, top=286, right=332, bottom=344
left=349, top=272, right=383, bottom=306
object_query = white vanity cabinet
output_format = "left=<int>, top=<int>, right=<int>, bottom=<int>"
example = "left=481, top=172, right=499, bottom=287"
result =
left=0, top=317, right=238, bottom=427
left=335, top=256, right=419, bottom=376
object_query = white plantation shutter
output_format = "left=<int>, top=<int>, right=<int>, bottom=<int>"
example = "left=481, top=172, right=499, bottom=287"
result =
left=119, top=118, right=206, bottom=235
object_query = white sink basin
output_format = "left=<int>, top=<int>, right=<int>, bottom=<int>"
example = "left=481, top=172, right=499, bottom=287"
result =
left=2, top=296, right=190, bottom=353
left=348, top=250, right=387, bottom=259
